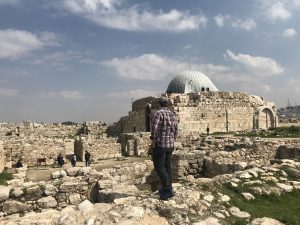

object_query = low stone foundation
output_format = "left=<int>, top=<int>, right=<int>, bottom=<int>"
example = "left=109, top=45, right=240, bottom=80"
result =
left=172, top=137, right=300, bottom=179
left=0, top=161, right=154, bottom=215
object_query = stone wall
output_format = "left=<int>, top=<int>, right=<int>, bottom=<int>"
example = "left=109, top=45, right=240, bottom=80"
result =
left=0, top=121, right=119, bottom=167
left=0, top=141, right=4, bottom=173
left=0, top=161, right=154, bottom=215
left=172, top=137, right=300, bottom=179
left=120, top=132, right=151, bottom=157
left=0, top=122, right=80, bottom=139
left=74, top=137, right=121, bottom=161
left=3, top=138, right=73, bottom=167
left=120, top=91, right=277, bottom=134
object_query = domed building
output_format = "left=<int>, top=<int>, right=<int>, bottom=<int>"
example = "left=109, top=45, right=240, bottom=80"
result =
left=166, top=70, right=218, bottom=94
left=119, top=70, right=277, bottom=135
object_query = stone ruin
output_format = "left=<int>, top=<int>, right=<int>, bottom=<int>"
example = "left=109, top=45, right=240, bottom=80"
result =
left=0, top=70, right=299, bottom=224
left=0, top=134, right=300, bottom=225
left=0, top=121, right=122, bottom=171
left=0, top=119, right=300, bottom=225
left=119, top=92, right=277, bottom=135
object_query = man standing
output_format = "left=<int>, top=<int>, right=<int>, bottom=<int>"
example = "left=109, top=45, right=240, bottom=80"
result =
left=85, top=151, right=91, bottom=167
left=150, top=96, right=178, bottom=200
left=206, top=126, right=210, bottom=135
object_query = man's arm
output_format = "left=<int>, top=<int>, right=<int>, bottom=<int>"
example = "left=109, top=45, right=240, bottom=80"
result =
left=150, top=112, right=160, bottom=140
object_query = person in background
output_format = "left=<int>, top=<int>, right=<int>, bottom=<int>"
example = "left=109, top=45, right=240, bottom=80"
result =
left=71, top=155, right=77, bottom=167
left=57, top=154, right=64, bottom=167
left=15, top=159, right=23, bottom=168
left=85, top=151, right=91, bottom=167
left=150, top=96, right=178, bottom=200
left=206, top=126, right=210, bottom=135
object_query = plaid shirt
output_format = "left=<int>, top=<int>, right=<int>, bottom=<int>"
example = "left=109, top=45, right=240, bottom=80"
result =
left=151, top=107, right=178, bottom=148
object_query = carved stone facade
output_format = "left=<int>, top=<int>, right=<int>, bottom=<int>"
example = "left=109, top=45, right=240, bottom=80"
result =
left=121, top=92, right=277, bottom=134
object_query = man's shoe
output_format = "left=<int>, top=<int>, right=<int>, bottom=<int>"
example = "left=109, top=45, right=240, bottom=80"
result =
left=159, top=192, right=174, bottom=201
left=159, top=187, right=174, bottom=201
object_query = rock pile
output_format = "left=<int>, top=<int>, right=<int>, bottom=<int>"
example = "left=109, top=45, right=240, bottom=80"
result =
left=0, top=157, right=299, bottom=225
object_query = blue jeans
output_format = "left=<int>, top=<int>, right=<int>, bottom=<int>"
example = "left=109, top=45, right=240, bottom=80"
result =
left=152, top=147, right=173, bottom=190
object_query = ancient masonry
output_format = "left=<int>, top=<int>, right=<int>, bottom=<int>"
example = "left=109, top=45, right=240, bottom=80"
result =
left=0, top=121, right=122, bottom=170
left=74, top=121, right=121, bottom=161
left=0, top=141, right=4, bottom=173
left=119, top=70, right=277, bottom=134
left=0, top=136, right=299, bottom=224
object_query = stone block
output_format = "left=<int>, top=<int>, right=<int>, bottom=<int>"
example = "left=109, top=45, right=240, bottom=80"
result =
left=3, top=199, right=30, bottom=215
left=24, top=185, right=43, bottom=201
left=0, top=186, right=11, bottom=202
left=69, top=193, right=81, bottom=205
left=37, top=196, right=57, bottom=208
left=66, top=167, right=80, bottom=176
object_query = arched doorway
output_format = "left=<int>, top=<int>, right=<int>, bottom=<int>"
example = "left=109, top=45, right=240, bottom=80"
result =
left=255, top=107, right=276, bottom=129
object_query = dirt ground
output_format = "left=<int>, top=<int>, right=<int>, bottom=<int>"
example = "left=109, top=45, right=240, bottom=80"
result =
left=26, top=157, right=148, bottom=182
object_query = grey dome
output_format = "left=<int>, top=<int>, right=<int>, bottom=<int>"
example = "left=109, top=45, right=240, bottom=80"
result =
left=166, top=70, right=218, bottom=94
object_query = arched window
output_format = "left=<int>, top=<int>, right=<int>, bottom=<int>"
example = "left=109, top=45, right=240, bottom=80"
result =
left=201, top=87, right=205, bottom=91
left=206, top=88, right=210, bottom=91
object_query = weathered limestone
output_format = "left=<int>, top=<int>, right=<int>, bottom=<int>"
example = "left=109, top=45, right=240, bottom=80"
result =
left=74, top=136, right=121, bottom=161
left=0, top=141, right=4, bottom=173
left=0, top=156, right=299, bottom=225
left=3, top=138, right=70, bottom=167
left=120, top=92, right=277, bottom=134
left=250, top=217, right=284, bottom=225
left=120, top=132, right=151, bottom=157
left=3, top=199, right=30, bottom=215
left=0, top=121, right=124, bottom=167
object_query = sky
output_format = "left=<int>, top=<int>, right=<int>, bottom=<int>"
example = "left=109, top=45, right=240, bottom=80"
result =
left=0, top=0, right=300, bottom=123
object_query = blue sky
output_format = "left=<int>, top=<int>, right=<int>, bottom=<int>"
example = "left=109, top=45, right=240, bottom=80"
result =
left=0, top=0, right=299, bottom=123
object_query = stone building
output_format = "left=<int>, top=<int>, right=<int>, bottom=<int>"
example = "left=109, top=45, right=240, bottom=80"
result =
left=120, top=70, right=277, bottom=134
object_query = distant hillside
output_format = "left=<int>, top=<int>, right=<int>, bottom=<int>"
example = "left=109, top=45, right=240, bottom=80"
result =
left=277, top=106, right=300, bottom=122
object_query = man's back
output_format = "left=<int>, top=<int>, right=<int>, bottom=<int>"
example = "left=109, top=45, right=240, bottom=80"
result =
left=151, top=108, right=178, bottom=148
left=85, top=152, right=90, bottom=160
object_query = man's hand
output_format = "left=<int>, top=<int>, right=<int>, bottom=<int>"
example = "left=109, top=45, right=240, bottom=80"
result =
left=151, top=140, right=156, bottom=149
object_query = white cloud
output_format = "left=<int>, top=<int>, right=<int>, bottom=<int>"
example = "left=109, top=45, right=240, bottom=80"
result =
left=256, top=0, right=300, bottom=21
left=0, top=29, right=58, bottom=60
left=214, top=14, right=256, bottom=31
left=48, top=91, right=84, bottom=99
left=232, top=18, right=257, bottom=31
left=214, top=14, right=230, bottom=27
left=224, top=50, right=284, bottom=76
left=107, top=89, right=159, bottom=99
left=282, top=28, right=298, bottom=38
left=102, top=54, right=187, bottom=80
left=0, top=88, right=19, bottom=97
left=267, top=2, right=291, bottom=21
left=57, top=0, right=207, bottom=32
